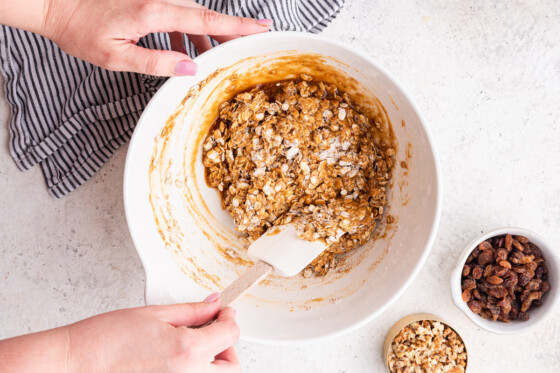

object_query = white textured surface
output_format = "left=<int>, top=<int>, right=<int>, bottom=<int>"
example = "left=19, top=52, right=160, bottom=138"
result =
left=1, top=1, right=559, bottom=371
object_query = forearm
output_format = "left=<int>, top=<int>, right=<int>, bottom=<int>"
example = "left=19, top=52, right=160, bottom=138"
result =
left=0, top=0, right=46, bottom=34
left=0, top=326, right=69, bottom=372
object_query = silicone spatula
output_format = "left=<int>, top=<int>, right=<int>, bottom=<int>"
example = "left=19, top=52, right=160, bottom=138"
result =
left=218, top=224, right=343, bottom=308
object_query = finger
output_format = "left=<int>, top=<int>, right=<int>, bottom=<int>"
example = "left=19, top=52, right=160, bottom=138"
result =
left=213, top=346, right=239, bottom=365
left=211, top=35, right=240, bottom=44
left=166, top=0, right=204, bottom=8
left=151, top=297, right=222, bottom=326
left=207, top=361, right=241, bottom=373
left=146, top=4, right=273, bottom=36
left=187, top=34, right=213, bottom=54
left=169, top=3, right=241, bottom=46
left=187, top=307, right=240, bottom=358
left=111, top=43, right=197, bottom=76
left=169, top=32, right=186, bottom=53
left=209, top=347, right=241, bottom=372
left=168, top=0, right=216, bottom=55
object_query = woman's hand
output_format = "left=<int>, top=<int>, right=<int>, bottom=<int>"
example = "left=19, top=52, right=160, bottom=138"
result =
left=0, top=0, right=272, bottom=76
left=41, top=0, right=272, bottom=76
left=67, top=294, right=240, bottom=372
left=0, top=294, right=242, bottom=372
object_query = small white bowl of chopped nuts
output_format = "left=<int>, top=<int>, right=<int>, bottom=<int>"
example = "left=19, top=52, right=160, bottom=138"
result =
left=383, top=313, right=468, bottom=373
left=451, top=227, right=560, bottom=334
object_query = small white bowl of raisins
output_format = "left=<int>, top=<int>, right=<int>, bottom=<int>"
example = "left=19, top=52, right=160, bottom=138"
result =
left=451, top=227, right=560, bottom=334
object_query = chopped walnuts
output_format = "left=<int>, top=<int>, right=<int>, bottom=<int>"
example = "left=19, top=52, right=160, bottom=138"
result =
left=388, top=320, right=467, bottom=373
left=202, top=76, right=394, bottom=276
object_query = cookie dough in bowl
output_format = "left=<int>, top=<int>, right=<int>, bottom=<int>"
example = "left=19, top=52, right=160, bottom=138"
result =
left=123, top=32, right=441, bottom=344
left=202, top=78, right=396, bottom=277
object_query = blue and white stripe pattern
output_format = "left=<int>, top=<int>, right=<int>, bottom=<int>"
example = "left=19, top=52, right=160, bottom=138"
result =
left=0, top=0, right=345, bottom=197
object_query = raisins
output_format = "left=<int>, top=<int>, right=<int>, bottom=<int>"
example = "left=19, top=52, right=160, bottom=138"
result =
left=460, top=234, right=552, bottom=323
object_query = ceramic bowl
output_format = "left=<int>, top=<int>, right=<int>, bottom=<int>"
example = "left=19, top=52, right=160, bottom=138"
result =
left=451, top=227, right=560, bottom=334
left=124, top=32, right=441, bottom=344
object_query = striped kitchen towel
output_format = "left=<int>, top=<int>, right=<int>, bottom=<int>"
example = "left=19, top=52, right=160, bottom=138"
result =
left=0, top=0, right=345, bottom=198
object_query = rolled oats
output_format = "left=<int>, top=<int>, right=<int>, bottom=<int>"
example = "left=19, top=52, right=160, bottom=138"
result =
left=202, top=76, right=394, bottom=276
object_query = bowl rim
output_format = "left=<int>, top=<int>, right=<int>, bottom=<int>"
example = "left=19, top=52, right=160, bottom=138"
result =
left=124, top=31, right=443, bottom=344
left=450, top=226, right=560, bottom=334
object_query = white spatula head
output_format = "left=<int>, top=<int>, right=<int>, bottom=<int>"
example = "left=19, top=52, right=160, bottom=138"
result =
left=248, top=224, right=333, bottom=277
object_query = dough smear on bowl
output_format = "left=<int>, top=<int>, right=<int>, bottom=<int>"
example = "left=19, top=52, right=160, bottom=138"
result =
left=203, top=75, right=395, bottom=276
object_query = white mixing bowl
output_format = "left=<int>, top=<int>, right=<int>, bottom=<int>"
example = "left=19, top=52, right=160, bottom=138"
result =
left=124, top=32, right=441, bottom=344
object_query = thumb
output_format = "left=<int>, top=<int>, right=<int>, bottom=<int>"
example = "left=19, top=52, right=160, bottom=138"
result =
left=153, top=295, right=222, bottom=326
left=113, top=44, right=198, bottom=76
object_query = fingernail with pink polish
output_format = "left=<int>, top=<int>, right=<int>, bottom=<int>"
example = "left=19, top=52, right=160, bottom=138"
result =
left=256, top=18, right=274, bottom=26
left=204, top=292, right=220, bottom=303
left=174, top=60, right=197, bottom=76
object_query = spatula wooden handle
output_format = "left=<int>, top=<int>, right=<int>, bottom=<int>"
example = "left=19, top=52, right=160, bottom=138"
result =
left=193, top=261, right=272, bottom=329
left=220, top=260, right=273, bottom=308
